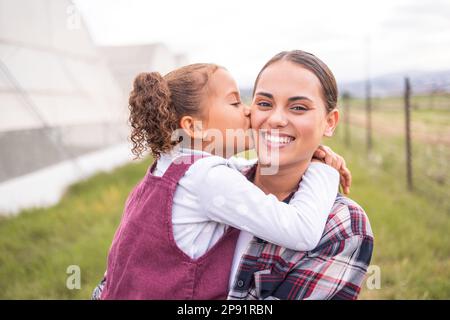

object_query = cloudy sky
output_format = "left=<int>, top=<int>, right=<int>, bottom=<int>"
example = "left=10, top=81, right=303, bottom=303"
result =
left=74, top=0, right=450, bottom=88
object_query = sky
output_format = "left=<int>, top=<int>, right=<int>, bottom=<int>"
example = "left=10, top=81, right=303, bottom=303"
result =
left=74, top=0, right=450, bottom=88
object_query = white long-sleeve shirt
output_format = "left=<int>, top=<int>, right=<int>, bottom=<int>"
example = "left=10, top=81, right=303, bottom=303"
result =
left=154, top=148, right=339, bottom=268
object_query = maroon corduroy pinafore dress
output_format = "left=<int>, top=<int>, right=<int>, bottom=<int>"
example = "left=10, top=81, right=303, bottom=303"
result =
left=101, top=155, right=240, bottom=299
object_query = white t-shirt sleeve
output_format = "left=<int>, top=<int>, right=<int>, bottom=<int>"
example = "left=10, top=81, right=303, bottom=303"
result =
left=226, top=156, right=257, bottom=173
left=190, top=157, right=339, bottom=251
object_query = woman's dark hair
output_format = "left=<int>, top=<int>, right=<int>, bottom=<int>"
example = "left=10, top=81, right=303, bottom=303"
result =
left=253, top=50, right=338, bottom=113
left=128, top=63, right=219, bottom=158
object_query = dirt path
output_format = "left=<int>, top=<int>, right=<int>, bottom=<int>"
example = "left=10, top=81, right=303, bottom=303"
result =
left=348, top=113, right=450, bottom=146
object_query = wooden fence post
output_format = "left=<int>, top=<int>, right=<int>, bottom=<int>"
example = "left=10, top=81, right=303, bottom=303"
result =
left=342, top=92, right=351, bottom=147
left=366, top=80, right=372, bottom=153
left=404, top=77, right=413, bottom=191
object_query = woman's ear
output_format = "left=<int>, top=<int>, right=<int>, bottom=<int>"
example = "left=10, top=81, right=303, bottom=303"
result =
left=324, top=109, right=339, bottom=137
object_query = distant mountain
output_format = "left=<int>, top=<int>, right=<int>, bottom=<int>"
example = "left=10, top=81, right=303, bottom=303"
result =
left=339, top=70, right=450, bottom=98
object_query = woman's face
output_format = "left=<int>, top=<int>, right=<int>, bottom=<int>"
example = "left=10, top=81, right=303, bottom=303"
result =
left=251, top=60, right=338, bottom=168
left=202, top=68, right=252, bottom=157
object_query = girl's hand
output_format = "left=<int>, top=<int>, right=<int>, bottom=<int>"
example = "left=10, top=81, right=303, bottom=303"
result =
left=312, top=145, right=352, bottom=195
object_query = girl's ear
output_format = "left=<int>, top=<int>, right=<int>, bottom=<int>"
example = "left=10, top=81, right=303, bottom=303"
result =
left=179, top=116, right=206, bottom=140
left=180, top=115, right=194, bottom=138
left=324, top=109, right=339, bottom=137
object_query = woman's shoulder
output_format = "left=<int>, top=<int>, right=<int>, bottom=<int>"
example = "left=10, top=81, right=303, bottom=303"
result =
left=321, top=193, right=373, bottom=243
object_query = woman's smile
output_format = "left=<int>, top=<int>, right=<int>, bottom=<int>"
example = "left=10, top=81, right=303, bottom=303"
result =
left=259, top=130, right=296, bottom=149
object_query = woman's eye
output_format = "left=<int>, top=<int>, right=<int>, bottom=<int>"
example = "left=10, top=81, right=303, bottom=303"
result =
left=231, top=102, right=241, bottom=107
left=257, top=102, right=271, bottom=108
left=291, top=105, right=308, bottom=111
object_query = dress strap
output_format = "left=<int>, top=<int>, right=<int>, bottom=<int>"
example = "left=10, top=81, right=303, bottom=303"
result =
left=162, top=154, right=208, bottom=184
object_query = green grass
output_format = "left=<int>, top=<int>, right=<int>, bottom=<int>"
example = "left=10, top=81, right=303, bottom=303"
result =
left=0, top=119, right=449, bottom=299
left=334, top=96, right=450, bottom=298
left=326, top=129, right=450, bottom=299
left=0, top=158, right=152, bottom=299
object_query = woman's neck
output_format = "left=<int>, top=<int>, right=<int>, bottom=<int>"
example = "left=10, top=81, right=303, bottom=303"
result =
left=253, top=160, right=310, bottom=201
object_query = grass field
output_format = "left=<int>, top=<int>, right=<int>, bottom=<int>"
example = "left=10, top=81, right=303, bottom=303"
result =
left=333, top=95, right=449, bottom=298
left=327, top=128, right=450, bottom=299
left=0, top=159, right=152, bottom=299
left=0, top=97, right=449, bottom=299
left=341, top=96, right=449, bottom=206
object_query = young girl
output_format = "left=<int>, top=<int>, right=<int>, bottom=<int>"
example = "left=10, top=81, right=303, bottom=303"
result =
left=95, top=63, right=350, bottom=300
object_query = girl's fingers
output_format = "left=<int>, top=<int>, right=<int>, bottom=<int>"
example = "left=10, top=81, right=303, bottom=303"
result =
left=325, top=153, right=333, bottom=166
left=341, top=167, right=352, bottom=194
left=320, top=145, right=332, bottom=164
left=321, top=145, right=331, bottom=155
left=335, top=156, right=343, bottom=172
left=313, top=149, right=326, bottom=159
left=318, top=148, right=351, bottom=192
left=342, top=159, right=352, bottom=188
left=339, top=174, right=349, bottom=194
left=319, top=145, right=352, bottom=194
left=339, top=175, right=347, bottom=194
left=322, top=146, right=338, bottom=169
left=330, top=152, right=339, bottom=169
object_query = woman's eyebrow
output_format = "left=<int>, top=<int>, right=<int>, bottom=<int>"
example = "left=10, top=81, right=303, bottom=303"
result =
left=254, top=91, right=273, bottom=99
left=255, top=92, right=312, bottom=103
left=288, top=96, right=312, bottom=102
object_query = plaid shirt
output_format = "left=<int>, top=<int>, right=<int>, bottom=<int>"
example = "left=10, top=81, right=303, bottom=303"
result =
left=227, top=193, right=373, bottom=300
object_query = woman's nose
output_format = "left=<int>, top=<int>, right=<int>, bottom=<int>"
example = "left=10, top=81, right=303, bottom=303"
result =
left=267, top=109, right=288, bottom=127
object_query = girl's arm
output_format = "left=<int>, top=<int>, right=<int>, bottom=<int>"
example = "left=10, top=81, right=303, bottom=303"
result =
left=227, top=145, right=351, bottom=195
left=188, top=157, right=339, bottom=251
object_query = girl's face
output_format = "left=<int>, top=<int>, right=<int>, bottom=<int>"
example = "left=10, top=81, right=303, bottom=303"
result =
left=251, top=60, right=338, bottom=168
left=201, top=68, right=252, bottom=157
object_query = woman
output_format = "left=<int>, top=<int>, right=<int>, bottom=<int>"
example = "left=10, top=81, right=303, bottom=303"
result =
left=226, top=50, right=374, bottom=300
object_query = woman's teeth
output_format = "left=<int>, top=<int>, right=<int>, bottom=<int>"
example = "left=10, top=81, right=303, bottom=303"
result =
left=263, top=133, right=294, bottom=145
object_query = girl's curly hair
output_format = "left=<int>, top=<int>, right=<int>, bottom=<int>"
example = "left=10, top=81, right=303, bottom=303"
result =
left=128, top=63, right=219, bottom=159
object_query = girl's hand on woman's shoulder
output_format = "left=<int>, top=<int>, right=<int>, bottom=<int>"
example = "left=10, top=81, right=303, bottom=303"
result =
left=312, top=145, right=352, bottom=195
